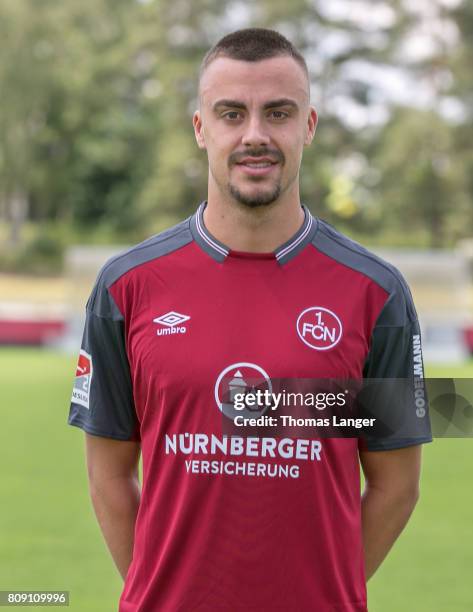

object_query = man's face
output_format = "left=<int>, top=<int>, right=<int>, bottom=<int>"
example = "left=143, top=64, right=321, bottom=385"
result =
left=194, top=56, right=317, bottom=208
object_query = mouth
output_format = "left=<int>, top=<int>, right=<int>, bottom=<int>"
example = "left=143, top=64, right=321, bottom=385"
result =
left=235, top=157, right=279, bottom=176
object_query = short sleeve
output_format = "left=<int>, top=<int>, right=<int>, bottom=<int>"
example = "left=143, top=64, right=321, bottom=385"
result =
left=68, top=277, right=140, bottom=441
left=359, top=281, right=433, bottom=451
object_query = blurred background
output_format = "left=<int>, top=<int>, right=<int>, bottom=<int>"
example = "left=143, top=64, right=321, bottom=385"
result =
left=0, top=0, right=472, bottom=610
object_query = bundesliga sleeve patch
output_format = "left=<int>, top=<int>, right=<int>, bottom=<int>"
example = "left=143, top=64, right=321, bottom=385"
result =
left=72, top=349, right=93, bottom=409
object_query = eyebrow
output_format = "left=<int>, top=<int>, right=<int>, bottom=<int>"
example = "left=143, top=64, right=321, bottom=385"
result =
left=212, top=98, right=299, bottom=112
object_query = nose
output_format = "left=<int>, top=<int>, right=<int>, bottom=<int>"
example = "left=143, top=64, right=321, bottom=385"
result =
left=241, top=115, right=270, bottom=148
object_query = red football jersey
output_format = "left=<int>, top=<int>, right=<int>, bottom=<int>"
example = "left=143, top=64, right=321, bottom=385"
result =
left=69, top=203, right=431, bottom=611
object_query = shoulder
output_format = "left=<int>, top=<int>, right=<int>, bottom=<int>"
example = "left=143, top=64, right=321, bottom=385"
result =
left=100, top=217, right=192, bottom=289
left=88, top=217, right=193, bottom=313
left=312, top=217, right=417, bottom=323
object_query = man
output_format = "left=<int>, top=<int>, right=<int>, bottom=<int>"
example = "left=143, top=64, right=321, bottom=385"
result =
left=68, top=28, right=432, bottom=611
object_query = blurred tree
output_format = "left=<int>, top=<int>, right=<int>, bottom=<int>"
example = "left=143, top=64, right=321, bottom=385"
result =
left=0, top=0, right=159, bottom=246
left=0, top=0, right=56, bottom=246
left=369, top=0, right=472, bottom=246
left=375, top=108, right=468, bottom=247
left=33, top=0, right=157, bottom=234
left=449, top=0, right=473, bottom=239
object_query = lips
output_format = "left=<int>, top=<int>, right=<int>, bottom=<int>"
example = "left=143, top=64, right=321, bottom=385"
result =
left=236, top=157, right=278, bottom=167
left=241, top=162, right=273, bottom=168
left=234, top=156, right=279, bottom=176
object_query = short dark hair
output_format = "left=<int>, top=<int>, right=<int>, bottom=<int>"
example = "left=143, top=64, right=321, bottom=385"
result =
left=199, top=28, right=309, bottom=84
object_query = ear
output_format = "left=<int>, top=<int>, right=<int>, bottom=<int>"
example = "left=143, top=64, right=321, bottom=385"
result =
left=304, top=106, right=318, bottom=146
left=193, top=110, right=206, bottom=150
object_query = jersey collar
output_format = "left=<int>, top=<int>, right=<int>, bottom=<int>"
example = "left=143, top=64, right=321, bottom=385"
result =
left=190, top=201, right=317, bottom=264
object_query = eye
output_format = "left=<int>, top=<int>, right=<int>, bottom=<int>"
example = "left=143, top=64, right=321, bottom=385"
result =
left=269, top=110, right=288, bottom=120
left=222, top=111, right=243, bottom=120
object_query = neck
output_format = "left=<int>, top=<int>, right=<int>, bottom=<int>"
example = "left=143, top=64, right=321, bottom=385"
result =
left=204, top=183, right=305, bottom=253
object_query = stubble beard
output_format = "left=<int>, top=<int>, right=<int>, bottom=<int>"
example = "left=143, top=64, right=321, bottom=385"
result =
left=225, top=146, right=286, bottom=209
left=228, top=181, right=282, bottom=208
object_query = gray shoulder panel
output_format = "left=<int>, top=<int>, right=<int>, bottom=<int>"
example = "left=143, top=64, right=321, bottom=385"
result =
left=100, top=217, right=193, bottom=288
left=312, top=219, right=418, bottom=326
left=88, top=217, right=193, bottom=316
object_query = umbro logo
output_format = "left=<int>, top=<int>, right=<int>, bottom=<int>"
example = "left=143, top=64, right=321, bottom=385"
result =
left=153, top=311, right=190, bottom=336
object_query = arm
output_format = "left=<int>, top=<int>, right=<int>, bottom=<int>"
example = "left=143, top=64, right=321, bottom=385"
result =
left=85, top=433, right=141, bottom=580
left=359, top=444, right=422, bottom=581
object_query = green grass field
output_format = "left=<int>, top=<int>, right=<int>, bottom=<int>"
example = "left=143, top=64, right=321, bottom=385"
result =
left=1, top=348, right=472, bottom=611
